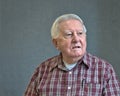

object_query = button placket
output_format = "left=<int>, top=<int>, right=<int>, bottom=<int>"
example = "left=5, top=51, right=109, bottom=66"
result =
left=67, top=71, right=72, bottom=95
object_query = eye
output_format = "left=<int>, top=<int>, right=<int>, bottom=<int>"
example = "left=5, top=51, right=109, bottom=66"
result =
left=64, top=33, right=73, bottom=38
left=66, top=33, right=72, bottom=36
left=63, top=31, right=73, bottom=38
left=77, top=31, right=83, bottom=36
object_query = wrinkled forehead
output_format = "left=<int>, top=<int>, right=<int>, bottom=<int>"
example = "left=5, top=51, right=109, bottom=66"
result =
left=58, top=19, right=84, bottom=31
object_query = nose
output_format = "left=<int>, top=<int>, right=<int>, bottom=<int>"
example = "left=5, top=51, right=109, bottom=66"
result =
left=72, top=33, right=79, bottom=43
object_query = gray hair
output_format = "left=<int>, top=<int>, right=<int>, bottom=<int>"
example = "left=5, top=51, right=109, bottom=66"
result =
left=51, top=14, right=87, bottom=39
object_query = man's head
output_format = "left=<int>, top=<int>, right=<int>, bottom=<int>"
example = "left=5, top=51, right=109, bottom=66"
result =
left=51, top=14, right=87, bottom=63
left=51, top=14, right=87, bottom=39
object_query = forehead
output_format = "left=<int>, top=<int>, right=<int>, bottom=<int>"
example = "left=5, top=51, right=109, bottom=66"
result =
left=59, top=19, right=83, bottom=31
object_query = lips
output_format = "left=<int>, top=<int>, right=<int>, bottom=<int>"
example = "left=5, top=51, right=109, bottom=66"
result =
left=72, top=46, right=81, bottom=49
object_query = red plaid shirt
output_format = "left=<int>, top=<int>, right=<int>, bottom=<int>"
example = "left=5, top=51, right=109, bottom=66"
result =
left=24, top=53, right=120, bottom=96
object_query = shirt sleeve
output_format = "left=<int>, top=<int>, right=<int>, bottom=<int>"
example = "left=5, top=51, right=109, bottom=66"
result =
left=24, top=68, right=39, bottom=96
left=103, top=66, right=120, bottom=96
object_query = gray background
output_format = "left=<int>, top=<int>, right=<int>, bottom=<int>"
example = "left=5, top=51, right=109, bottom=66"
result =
left=0, top=0, right=120, bottom=96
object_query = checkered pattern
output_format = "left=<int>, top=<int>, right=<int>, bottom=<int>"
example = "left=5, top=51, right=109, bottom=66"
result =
left=24, top=53, right=120, bottom=96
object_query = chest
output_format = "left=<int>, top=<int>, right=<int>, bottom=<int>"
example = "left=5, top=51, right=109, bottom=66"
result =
left=37, top=67, right=105, bottom=96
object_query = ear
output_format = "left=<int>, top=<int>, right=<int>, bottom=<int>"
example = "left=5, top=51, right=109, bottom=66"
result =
left=52, top=39, right=59, bottom=49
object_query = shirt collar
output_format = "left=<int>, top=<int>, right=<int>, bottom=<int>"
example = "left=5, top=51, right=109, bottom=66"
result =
left=49, top=53, right=63, bottom=72
left=49, top=52, right=91, bottom=72
left=82, top=52, right=92, bottom=68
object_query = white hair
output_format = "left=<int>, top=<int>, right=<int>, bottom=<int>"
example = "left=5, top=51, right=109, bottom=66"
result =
left=51, top=14, right=87, bottom=39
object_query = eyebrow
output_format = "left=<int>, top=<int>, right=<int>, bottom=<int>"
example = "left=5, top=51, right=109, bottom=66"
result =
left=64, top=30, right=84, bottom=33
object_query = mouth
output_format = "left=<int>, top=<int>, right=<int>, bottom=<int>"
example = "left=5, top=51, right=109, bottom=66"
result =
left=72, top=46, right=81, bottom=49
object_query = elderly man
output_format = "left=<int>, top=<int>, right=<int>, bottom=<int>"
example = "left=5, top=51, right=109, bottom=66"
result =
left=24, top=14, right=120, bottom=96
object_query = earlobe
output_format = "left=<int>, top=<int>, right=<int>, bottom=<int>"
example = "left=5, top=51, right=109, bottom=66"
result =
left=52, top=39, right=59, bottom=49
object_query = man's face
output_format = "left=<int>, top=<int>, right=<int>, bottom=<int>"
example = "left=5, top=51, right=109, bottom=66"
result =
left=53, top=19, right=87, bottom=60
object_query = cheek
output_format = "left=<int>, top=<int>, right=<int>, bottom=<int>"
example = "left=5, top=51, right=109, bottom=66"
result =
left=81, top=37, right=87, bottom=45
left=82, top=40, right=87, bottom=50
left=58, top=40, right=71, bottom=50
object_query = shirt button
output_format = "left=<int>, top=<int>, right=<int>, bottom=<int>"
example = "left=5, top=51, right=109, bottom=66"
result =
left=69, top=71, right=72, bottom=74
left=68, top=86, right=71, bottom=89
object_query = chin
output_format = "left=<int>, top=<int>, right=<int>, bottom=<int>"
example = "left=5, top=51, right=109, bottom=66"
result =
left=71, top=54, right=83, bottom=57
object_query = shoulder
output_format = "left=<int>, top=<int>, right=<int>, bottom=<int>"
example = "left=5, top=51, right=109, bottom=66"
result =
left=35, top=54, right=60, bottom=73
left=38, top=55, right=59, bottom=68
left=84, top=53, right=114, bottom=75
left=85, top=52, right=112, bottom=68
left=84, top=53, right=119, bottom=85
left=30, top=55, right=60, bottom=80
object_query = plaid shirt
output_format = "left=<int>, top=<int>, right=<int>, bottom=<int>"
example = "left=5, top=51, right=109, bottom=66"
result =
left=24, top=53, right=120, bottom=96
